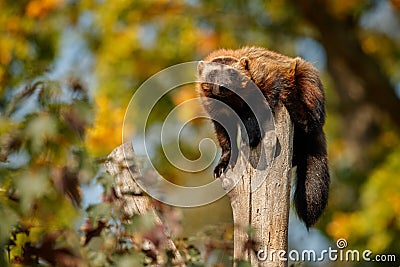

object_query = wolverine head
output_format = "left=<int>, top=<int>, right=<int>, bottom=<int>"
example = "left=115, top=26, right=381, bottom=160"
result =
left=197, top=56, right=251, bottom=98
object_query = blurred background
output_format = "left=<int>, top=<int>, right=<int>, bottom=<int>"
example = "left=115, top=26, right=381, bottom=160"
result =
left=1, top=0, right=400, bottom=266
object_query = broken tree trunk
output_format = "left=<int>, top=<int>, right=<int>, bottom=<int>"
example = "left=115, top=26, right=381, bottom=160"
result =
left=104, top=143, right=185, bottom=266
left=222, top=103, right=293, bottom=267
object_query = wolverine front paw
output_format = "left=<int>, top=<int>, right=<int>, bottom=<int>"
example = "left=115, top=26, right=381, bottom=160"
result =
left=213, top=150, right=238, bottom=178
left=213, top=151, right=230, bottom=178
left=214, top=161, right=228, bottom=178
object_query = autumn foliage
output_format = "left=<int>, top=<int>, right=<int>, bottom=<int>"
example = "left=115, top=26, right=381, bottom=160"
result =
left=1, top=0, right=400, bottom=266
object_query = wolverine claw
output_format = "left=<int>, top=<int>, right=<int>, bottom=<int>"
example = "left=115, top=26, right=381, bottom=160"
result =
left=214, top=162, right=227, bottom=178
left=214, top=167, right=224, bottom=178
left=214, top=157, right=239, bottom=178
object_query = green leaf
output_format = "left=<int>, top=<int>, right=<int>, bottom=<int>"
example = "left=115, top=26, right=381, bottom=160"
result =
left=236, top=259, right=252, bottom=267
left=86, top=202, right=113, bottom=223
left=123, top=213, right=155, bottom=233
left=15, top=168, right=50, bottom=212
left=0, top=205, right=19, bottom=245
left=25, top=113, right=58, bottom=154
left=114, top=254, right=145, bottom=267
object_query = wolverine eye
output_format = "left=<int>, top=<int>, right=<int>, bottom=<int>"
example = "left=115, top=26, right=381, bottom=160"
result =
left=228, top=68, right=237, bottom=77
left=207, top=70, right=217, bottom=80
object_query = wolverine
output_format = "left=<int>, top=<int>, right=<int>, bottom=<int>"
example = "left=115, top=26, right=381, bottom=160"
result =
left=197, top=47, right=329, bottom=228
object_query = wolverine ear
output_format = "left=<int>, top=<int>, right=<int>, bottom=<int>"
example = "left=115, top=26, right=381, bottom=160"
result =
left=197, top=61, right=205, bottom=75
left=240, top=57, right=250, bottom=70
left=288, top=57, right=301, bottom=77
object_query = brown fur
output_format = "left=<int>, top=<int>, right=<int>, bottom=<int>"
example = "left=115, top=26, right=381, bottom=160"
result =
left=197, top=47, right=330, bottom=228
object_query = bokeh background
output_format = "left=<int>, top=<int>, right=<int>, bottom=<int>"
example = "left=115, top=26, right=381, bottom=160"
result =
left=1, top=0, right=400, bottom=266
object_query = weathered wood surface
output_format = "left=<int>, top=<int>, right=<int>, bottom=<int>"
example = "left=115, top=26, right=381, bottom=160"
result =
left=105, top=143, right=185, bottom=266
left=221, top=104, right=293, bottom=267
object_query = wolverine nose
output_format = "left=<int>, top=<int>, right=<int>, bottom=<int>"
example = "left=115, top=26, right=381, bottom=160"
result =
left=212, top=85, right=231, bottom=95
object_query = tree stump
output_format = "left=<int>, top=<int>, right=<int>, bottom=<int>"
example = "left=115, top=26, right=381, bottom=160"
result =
left=221, top=103, right=293, bottom=267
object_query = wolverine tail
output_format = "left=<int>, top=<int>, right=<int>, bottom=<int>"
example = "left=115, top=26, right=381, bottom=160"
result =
left=293, top=126, right=330, bottom=228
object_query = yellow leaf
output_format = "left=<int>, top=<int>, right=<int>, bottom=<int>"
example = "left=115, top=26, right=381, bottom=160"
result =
left=86, top=94, right=125, bottom=156
left=326, top=212, right=351, bottom=240
left=25, top=0, right=64, bottom=18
